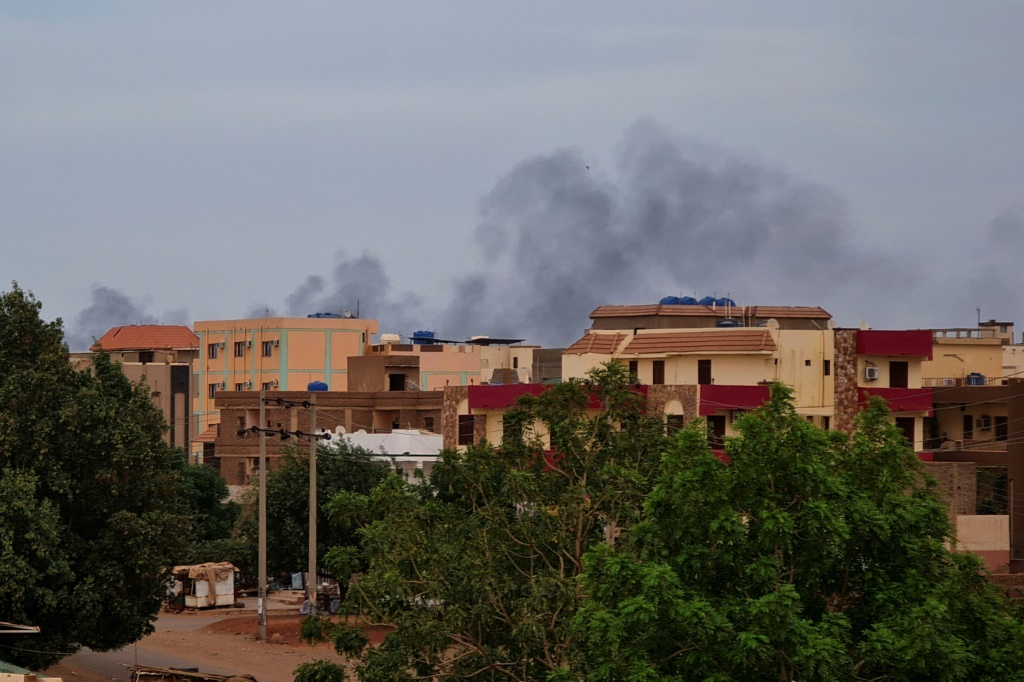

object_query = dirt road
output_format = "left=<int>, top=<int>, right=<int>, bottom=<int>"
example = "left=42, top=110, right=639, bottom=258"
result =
left=42, top=603, right=385, bottom=682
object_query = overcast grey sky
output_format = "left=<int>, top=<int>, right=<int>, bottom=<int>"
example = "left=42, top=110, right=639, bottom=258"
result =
left=2, top=2, right=1022, bottom=349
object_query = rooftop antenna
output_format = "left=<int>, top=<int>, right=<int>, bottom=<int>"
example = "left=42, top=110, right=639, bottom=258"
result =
left=977, top=307, right=981, bottom=327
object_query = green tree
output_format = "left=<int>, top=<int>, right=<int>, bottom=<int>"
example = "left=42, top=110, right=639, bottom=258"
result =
left=315, top=362, right=670, bottom=681
left=0, top=285, right=192, bottom=669
left=264, top=441, right=391, bottom=577
left=572, top=386, right=1024, bottom=681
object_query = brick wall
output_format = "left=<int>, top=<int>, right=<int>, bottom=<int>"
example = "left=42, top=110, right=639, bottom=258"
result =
left=926, top=461, right=977, bottom=515
left=833, top=329, right=859, bottom=434
left=646, top=385, right=698, bottom=425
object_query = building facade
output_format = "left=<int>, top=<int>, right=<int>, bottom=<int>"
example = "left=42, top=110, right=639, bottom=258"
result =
left=73, top=325, right=199, bottom=453
left=192, top=315, right=379, bottom=459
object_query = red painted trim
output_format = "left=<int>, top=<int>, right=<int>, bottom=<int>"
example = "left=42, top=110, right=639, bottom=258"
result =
left=858, top=387, right=934, bottom=415
left=699, top=384, right=771, bottom=416
left=856, top=330, right=933, bottom=359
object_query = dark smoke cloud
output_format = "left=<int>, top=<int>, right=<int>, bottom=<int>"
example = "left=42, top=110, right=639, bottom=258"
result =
left=66, top=285, right=189, bottom=352
left=284, top=251, right=425, bottom=336
left=276, top=120, right=928, bottom=346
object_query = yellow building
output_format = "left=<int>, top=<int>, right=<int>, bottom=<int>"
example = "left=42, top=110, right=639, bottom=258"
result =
left=191, top=314, right=378, bottom=458
left=562, top=304, right=839, bottom=442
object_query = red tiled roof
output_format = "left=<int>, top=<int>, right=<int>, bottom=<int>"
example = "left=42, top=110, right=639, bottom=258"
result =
left=92, top=325, right=199, bottom=351
left=590, top=304, right=831, bottom=320
left=622, top=329, right=776, bottom=355
left=563, top=332, right=627, bottom=355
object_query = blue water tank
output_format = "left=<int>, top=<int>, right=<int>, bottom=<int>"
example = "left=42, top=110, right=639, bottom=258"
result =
left=412, top=330, right=437, bottom=345
left=716, top=319, right=741, bottom=327
left=679, top=296, right=698, bottom=305
left=659, top=295, right=680, bottom=305
left=716, top=297, right=736, bottom=307
left=966, top=373, right=986, bottom=386
left=307, top=381, right=329, bottom=391
left=698, top=296, right=717, bottom=306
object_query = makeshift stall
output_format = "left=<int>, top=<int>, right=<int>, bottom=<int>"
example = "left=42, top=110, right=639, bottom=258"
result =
left=168, top=562, right=238, bottom=610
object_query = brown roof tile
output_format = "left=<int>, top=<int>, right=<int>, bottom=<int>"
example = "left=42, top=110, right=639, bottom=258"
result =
left=622, top=329, right=777, bottom=355
left=563, top=332, right=627, bottom=355
left=92, top=325, right=199, bottom=351
left=746, top=306, right=831, bottom=319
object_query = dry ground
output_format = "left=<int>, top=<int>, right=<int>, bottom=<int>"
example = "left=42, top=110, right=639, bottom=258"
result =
left=46, top=611, right=393, bottom=682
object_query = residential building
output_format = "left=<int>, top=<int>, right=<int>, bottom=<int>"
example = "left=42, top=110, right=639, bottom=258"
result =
left=192, top=314, right=378, bottom=460
left=71, top=325, right=198, bottom=453
left=210, top=389, right=442, bottom=488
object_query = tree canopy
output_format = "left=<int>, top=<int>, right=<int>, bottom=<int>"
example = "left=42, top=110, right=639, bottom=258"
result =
left=0, top=284, right=192, bottom=670
left=307, top=365, right=1024, bottom=682
left=317, top=362, right=670, bottom=681
left=263, top=441, right=391, bottom=578
left=572, top=386, right=1024, bottom=681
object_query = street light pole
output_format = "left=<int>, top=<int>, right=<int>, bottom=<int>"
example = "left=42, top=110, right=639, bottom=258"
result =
left=258, top=390, right=267, bottom=641
left=307, top=392, right=318, bottom=614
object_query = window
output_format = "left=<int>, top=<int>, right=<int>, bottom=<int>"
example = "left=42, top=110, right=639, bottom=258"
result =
left=234, top=341, right=246, bottom=357
left=261, top=381, right=274, bottom=391
left=666, top=414, right=684, bottom=434
left=823, top=360, right=831, bottom=376
left=707, top=415, right=726, bottom=448
left=208, top=383, right=218, bottom=399
left=262, top=341, right=274, bottom=357
left=895, top=417, right=915, bottom=446
left=513, top=357, right=519, bottom=369
left=139, top=351, right=154, bottom=364
left=963, top=414, right=974, bottom=440
left=996, top=416, right=1009, bottom=442
left=822, top=416, right=830, bottom=430
left=652, top=360, right=665, bottom=385
left=389, top=373, right=406, bottom=391
left=424, top=416, right=435, bottom=432
left=889, top=361, right=909, bottom=389
left=458, top=415, right=475, bottom=446
left=628, top=360, right=639, bottom=382
left=698, top=359, right=712, bottom=385
left=805, top=359, right=812, bottom=367
left=235, top=383, right=248, bottom=391
left=208, top=343, right=219, bottom=360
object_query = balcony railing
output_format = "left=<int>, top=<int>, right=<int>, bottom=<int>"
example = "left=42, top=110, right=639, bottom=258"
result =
left=921, top=377, right=1008, bottom=387
left=932, top=328, right=1001, bottom=340
left=938, top=439, right=1008, bottom=451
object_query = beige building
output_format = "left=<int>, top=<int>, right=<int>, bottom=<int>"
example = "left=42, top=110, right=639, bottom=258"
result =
left=192, top=314, right=379, bottom=459
left=72, top=325, right=199, bottom=453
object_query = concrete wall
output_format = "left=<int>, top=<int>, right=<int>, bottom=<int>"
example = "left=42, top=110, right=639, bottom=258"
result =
left=957, top=514, right=1009, bottom=572
left=924, top=337, right=1004, bottom=382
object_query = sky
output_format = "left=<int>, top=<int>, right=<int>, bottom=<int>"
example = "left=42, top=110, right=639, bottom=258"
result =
left=2, top=2, right=1023, bottom=350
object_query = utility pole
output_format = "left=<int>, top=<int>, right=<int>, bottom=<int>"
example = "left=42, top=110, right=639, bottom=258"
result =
left=258, top=390, right=267, bottom=641
left=307, top=392, right=318, bottom=614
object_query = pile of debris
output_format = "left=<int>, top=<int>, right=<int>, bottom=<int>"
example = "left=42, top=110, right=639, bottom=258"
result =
left=127, top=664, right=257, bottom=682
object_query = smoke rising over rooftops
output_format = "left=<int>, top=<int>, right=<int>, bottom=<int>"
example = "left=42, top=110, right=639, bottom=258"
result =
left=64, top=121, right=1021, bottom=348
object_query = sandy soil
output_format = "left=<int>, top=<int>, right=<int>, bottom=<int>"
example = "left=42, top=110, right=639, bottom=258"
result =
left=46, top=611, right=393, bottom=682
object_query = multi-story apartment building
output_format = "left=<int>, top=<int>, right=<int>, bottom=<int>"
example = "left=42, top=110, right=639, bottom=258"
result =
left=72, top=325, right=199, bottom=453
left=191, top=314, right=378, bottom=460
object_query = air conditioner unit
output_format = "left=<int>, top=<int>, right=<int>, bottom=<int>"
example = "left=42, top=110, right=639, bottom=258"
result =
left=242, top=381, right=252, bottom=389
left=218, top=381, right=226, bottom=389
left=271, top=379, right=279, bottom=388
left=245, top=340, right=252, bottom=348
left=272, top=340, right=280, bottom=347
left=217, top=342, right=225, bottom=349
left=977, top=416, right=992, bottom=430
left=864, top=367, right=880, bottom=381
